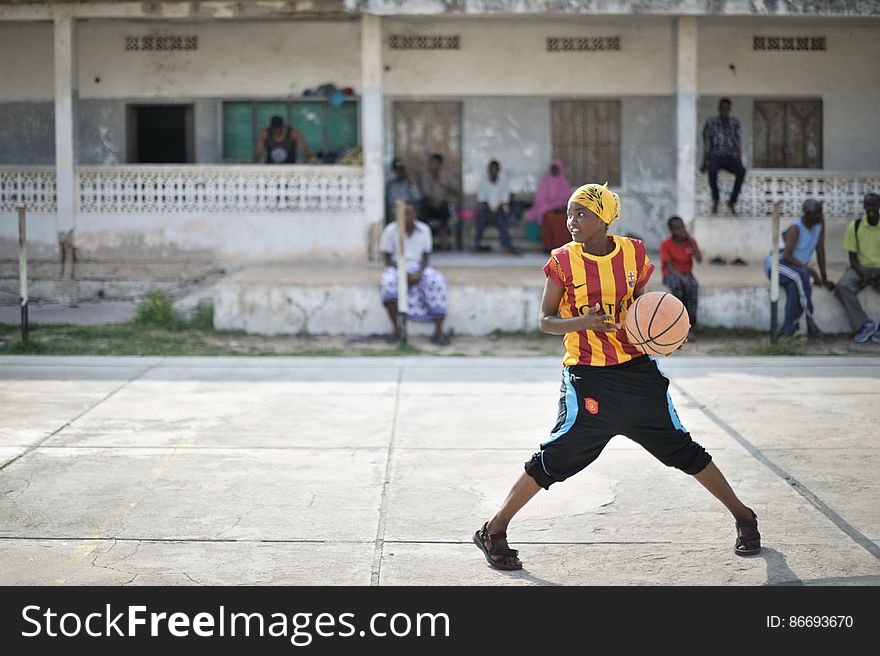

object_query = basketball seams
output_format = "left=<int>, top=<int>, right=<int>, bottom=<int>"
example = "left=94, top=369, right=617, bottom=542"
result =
left=625, top=291, right=689, bottom=355
left=645, top=291, right=668, bottom=337
left=647, top=304, right=687, bottom=342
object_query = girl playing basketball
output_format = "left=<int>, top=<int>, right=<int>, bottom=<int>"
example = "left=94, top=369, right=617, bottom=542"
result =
left=474, top=183, right=761, bottom=571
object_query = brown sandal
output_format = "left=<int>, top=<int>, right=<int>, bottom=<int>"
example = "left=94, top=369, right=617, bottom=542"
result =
left=473, top=522, right=522, bottom=570
left=735, top=508, right=762, bottom=556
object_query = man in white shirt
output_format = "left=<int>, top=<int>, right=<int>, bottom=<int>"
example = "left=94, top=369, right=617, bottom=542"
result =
left=475, top=160, right=518, bottom=254
left=379, top=203, right=449, bottom=344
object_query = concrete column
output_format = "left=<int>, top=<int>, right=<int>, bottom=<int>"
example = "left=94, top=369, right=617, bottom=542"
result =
left=361, top=14, right=384, bottom=241
left=675, top=16, right=698, bottom=222
left=53, top=11, right=77, bottom=236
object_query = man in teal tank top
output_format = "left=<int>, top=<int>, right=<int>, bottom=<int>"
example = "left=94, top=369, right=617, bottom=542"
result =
left=764, top=199, right=833, bottom=337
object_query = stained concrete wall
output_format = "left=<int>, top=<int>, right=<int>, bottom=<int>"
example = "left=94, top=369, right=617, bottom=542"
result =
left=76, top=20, right=361, bottom=99
left=0, top=102, right=55, bottom=164
left=697, top=20, right=880, bottom=170
left=0, top=22, right=55, bottom=163
left=0, top=22, right=54, bottom=102
left=75, top=98, right=219, bottom=164
left=383, top=16, right=676, bottom=96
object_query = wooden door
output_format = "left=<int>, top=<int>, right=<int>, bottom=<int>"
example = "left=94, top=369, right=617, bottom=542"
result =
left=551, top=100, right=621, bottom=187
left=392, top=101, right=462, bottom=203
left=753, top=100, right=822, bottom=168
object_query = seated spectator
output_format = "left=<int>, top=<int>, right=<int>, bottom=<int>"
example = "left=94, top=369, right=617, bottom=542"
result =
left=660, top=216, right=702, bottom=336
left=386, top=158, right=421, bottom=224
left=475, top=160, right=519, bottom=255
left=834, top=193, right=880, bottom=343
left=525, top=159, right=572, bottom=225
left=700, top=98, right=746, bottom=215
left=379, top=203, right=449, bottom=345
left=763, top=199, right=834, bottom=337
left=419, top=153, right=458, bottom=251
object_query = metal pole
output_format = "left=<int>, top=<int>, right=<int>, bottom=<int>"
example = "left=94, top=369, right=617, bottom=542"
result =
left=17, top=204, right=29, bottom=342
left=770, top=201, right=780, bottom=343
left=395, top=200, right=408, bottom=345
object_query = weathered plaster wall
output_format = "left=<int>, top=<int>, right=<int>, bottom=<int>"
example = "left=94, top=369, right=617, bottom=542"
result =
left=383, top=16, right=676, bottom=96
left=76, top=19, right=361, bottom=98
left=697, top=21, right=880, bottom=169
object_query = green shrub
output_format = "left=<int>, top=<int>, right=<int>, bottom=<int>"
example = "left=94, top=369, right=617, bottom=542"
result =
left=134, top=291, right=181, bottom=330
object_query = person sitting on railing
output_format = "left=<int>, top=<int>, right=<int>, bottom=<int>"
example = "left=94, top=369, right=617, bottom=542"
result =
left=764, top=198, right=834, bottom=338
left=660, top=216, right=701, bottom=339
left=252, top=115, right=311, bottom=164
left=379, top=202, right=450, bottom=345
left=700, top=98, right=746, bottom=215
left=834, top=192, right=880, bottom=343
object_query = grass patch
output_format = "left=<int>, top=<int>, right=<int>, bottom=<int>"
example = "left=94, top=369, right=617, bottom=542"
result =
left=744, top=336, right=806, bottom=356
left=134, top=291, right=182, bottom=330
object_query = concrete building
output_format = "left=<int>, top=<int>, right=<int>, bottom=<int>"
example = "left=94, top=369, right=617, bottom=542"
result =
left=1, top=0, right=878, bottom=266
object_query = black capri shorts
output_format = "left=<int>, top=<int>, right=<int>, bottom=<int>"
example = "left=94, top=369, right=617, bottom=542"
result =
left=525, top=356, right=712, bottom=490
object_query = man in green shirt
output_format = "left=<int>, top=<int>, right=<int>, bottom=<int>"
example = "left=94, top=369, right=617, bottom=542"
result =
left=834, top=193, right=880, bottom=342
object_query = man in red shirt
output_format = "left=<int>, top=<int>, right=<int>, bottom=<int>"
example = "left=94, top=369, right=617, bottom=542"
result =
left=660, top=216, right=702, bottom=335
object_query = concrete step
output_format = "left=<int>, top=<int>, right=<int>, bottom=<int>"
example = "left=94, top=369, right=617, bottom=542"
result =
left=213, top=257, right=879, bottom=336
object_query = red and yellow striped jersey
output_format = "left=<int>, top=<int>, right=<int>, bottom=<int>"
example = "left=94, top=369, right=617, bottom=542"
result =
left=543, top=235, right=655, bottom=367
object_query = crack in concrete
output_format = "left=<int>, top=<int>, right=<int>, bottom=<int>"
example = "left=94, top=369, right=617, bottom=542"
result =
left=90, top=539, right=143, bottom=585
left=215, top=515, right=242, bottom=539
left=183, top=572, right=203, bottom=586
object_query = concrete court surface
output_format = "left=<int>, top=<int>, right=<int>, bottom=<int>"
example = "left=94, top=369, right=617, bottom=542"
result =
left=0, top=354, right=878, bottom=587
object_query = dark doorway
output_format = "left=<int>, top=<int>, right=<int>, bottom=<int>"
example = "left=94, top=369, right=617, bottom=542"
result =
left=128, top=104, right=194, bottom=163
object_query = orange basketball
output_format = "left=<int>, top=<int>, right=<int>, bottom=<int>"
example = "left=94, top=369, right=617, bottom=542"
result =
left=624, top=291, right=690, bottom=356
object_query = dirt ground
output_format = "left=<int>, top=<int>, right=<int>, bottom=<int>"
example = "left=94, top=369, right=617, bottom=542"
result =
left=201, top=330, right=880, bottom=358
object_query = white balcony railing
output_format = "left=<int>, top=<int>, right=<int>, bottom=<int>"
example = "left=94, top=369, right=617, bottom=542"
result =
left=695, top=169, right=880, bottom=218
left=0, top=165, right=364, bottom=214
left=0, top=166, right=57, bottom=212
left=3, top=166, right=875, bottom=219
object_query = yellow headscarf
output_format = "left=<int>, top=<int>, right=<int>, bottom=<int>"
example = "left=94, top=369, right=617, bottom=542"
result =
left=567, top=182, right=620, bottom=225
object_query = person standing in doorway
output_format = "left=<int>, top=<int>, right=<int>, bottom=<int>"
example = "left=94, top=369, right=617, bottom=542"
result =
left=701, top=98, right=746, bottom=215
left=252, top=115, right=311, bottom=164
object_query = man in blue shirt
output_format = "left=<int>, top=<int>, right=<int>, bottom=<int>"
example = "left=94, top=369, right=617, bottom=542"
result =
left=765, top=199, right=834, bottom=337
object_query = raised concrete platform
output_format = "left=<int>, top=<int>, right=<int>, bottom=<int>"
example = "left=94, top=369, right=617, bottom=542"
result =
left=213, top=252, right=879, bottom=336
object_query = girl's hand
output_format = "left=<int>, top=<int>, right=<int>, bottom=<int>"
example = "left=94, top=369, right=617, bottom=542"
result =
left=579, top=303, right=621, bottom=332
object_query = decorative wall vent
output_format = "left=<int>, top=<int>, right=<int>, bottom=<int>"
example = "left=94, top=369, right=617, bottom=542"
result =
left=546, top=36, right=620, bottom=52
left=753, top=36, right=825, bottom=51
left=388, top=34, right=459, bottom=50
left=125, top=35, right=199, bottom=51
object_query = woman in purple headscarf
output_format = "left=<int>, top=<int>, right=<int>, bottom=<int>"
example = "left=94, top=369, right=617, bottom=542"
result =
left=525, top=159, right=572, bottom=225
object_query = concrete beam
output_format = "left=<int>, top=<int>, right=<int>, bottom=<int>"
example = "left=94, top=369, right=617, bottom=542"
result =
left=53, top=11, right=77, bottom=237
left=345, top=0, right=880, bottom=17
left=0, top=1, right=351, bottom=21
left=361, top=14, right=385, bottom=236
left=675, top=16, right=697, bottom=223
